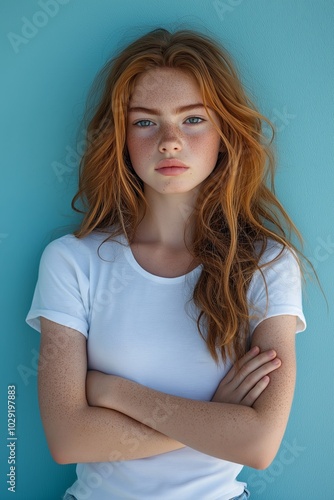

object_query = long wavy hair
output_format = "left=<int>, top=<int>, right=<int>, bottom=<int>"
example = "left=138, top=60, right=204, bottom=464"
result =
left=72, top=28, right=305, bottom=364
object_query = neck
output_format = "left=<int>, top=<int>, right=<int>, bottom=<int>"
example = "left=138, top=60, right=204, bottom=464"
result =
left=134, top=188, right=198, bottom=250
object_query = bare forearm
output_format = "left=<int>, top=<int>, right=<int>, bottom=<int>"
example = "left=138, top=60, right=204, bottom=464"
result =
left=38, top=320, right=185, bottom=465
left=106, top=377, right=273, bottom=468
left=98, top=318, right=297, bottom=469
left=45, top=404, right=185, bottom=464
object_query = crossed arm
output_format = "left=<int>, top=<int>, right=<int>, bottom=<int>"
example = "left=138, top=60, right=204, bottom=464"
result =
left=39, top=315, right=296, bottom=469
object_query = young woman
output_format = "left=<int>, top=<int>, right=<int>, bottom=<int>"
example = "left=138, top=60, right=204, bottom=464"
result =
left=26, top=28, right=306, bottom=500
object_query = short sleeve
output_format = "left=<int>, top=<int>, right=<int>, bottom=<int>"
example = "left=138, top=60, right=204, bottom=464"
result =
left=247, top=243, right=306, bottom=336
left=26, top=238, right=90, bottom=337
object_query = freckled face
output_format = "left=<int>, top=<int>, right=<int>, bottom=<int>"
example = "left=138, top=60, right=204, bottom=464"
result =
left=126, top=68, right=221, bottom=195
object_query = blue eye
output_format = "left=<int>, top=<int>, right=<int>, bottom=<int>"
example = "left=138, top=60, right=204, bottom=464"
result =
left=134, top=120, right=154, bottom=127
left=185, top=117, right=204, bottom=124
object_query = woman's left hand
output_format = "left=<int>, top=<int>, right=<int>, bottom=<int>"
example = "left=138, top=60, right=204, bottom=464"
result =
left=211, top=346, right=281, bottom=406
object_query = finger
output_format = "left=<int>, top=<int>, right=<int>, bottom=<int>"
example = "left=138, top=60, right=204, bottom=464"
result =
left=237, top=346, right=261, bottom=370
left=222, top=346, right=261, bottom=385
left=241, top=376, right=270, bottom=407
left=233, top=358, right=281, bottom=400
left=232, top=350, right=278, bottom=389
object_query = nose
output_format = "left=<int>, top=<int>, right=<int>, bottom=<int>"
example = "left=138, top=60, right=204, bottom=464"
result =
left=158, top=125, right=182, bottom=153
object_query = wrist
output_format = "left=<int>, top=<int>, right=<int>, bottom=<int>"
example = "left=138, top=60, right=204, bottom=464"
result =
left=96, top=373, right=128, bottom=412
left=86, top=370, right=112, bottom=408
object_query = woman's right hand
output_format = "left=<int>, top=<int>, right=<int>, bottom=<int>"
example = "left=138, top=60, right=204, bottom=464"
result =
left=211, top=346, right=281, bottom=407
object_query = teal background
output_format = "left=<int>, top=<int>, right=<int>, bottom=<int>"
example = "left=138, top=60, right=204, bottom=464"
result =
left=1, top=1, right=333, bottom=498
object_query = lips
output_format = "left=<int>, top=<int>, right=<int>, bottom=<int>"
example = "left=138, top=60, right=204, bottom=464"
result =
left=155, top=159, right=189, bottom=170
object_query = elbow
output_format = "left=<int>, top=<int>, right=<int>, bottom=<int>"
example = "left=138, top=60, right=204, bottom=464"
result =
left=50, top=448, right=70, bottom=465
left=240, top=450, right=276, bottom=470
left=50, top=441, right=82, bottom=465
left=231, top=426, right=281, bottom=470
left=43, top=420, right=81, bottom=465
left=47, top=438, right=76, bottom=465
left=251, top=454, right=276, bottom=471
left=215, top=441, right=278, bottom=470
left=41, top=406, right=87, bottom=464
left=247, top=438, right=281, bottom=470
left=245, top=416, right=284, bottom=470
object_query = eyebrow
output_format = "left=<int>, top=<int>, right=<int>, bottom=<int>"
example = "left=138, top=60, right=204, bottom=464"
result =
left=128, top=103, right=208, bottom=115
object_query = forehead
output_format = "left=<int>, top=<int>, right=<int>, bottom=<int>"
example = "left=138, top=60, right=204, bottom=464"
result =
left=129, top=67, right=203, bottom=107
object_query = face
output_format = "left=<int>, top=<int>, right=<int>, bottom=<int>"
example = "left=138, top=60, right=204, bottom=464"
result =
left=126, top=67, right=222, bottom=197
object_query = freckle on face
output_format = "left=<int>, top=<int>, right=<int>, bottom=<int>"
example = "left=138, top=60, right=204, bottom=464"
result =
left=126, top=67, right=221, bottom=196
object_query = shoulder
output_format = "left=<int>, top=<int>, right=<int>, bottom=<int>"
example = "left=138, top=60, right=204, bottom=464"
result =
left=253, top=239, right=301, bottom=281
left=247, top=239, right=306, bottom=334
left=248, top=240, right=302, bottom=299
left=41, top=230, right=125, bottom=265
left=249, top=239, right=302, bottom=293
left=251, top=239, right=301, bottom=289
left=254, top=239, right=299, bottom=269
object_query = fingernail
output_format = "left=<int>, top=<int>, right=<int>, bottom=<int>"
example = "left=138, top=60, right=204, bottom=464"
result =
left=272, top=358, right=281, bottom=365
left=252, top=346, right=260, bottom=354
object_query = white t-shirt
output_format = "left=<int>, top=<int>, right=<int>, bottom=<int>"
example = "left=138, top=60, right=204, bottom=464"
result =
left=26, top=231, right=306, bottom=500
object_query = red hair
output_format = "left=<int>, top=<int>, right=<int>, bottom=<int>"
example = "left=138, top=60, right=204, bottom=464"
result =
left=72, top=28, right=306, bottom=363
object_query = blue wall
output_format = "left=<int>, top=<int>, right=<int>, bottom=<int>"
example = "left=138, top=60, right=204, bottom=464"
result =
left=1, top=1, right=333, bottom=498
